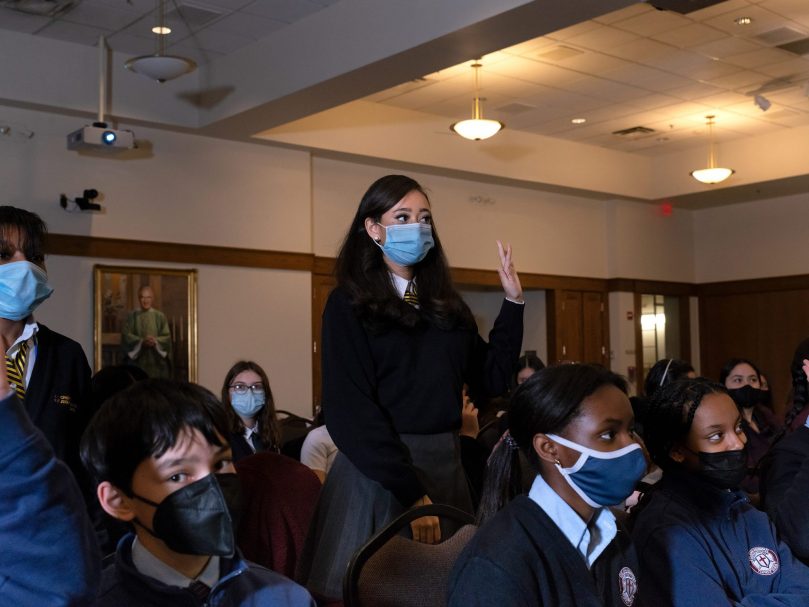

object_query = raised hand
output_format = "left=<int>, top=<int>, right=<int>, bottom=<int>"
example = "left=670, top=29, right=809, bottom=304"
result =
left=496, top=240, right=523, bottom=303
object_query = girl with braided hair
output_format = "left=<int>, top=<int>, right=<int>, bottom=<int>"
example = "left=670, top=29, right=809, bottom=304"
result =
left=632, top=378, right=809, bottom=606
left=448, top=364, right=646, bottom=607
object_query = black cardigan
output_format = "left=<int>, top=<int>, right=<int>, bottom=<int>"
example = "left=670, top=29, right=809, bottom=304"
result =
left=321, top=287, right=523, bottom=506
left=760, top=426, right=809, bottom=565
left=448, top=496, right=638, bottom=607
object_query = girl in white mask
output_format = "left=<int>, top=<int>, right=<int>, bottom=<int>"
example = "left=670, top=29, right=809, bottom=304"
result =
left=221, top=361, right=281, bottom=462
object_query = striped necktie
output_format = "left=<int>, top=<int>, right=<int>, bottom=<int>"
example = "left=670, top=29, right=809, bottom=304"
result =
left=404, top=281, right=419, bottom=306
left=5, top=340, right=29, bottom=399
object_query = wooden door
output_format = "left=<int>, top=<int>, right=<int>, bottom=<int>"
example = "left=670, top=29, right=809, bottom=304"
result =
left=311, top=274, right=336, bottom=413
left=582, top=291, right=608, bottom=365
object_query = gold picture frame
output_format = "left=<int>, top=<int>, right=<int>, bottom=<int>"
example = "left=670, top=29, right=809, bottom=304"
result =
left=93, top=265, right=198, bottom=381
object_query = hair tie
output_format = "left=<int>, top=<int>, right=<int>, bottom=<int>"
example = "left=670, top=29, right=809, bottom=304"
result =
left=660, top=358, right=674, bottom=387
left=503, top=432, right=518, bottom=451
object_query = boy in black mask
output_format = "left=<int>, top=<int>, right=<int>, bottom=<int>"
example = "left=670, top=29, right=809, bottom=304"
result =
left=81, top=378, right=314, bottom=606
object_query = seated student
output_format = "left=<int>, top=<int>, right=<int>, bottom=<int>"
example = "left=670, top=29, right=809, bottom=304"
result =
left=221, top=361, right=281, bottom=462
left=300, top=408, right=337, bottom=483
left=0, top=359, right=100, bottom=605
left=632, top=378, right=809, bottom=606
left=80, top=378, right=314, bottom=607
left=448, top=364, right=646, bottom=607
left=760, top=413, right=809, bottom=566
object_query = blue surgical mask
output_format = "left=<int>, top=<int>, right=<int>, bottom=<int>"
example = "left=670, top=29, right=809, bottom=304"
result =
left=375, top=223, right=434, bottom=266
left=0, top=261, right=53, bottom=321
left=230, top=390, right=265, bottom=418
left=546, top=433, right=646, bottom=507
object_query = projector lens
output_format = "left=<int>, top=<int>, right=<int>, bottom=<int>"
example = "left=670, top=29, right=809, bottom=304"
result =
left=102, top=130, right=117, bottom=145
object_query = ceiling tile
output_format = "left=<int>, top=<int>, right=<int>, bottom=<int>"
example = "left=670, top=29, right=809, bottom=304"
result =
left=194, top=0, right=253, bottom=9
left=666, top=82, right=727, bottom=100
left=755, top=56, right=809, bottom=78
left=723, top=46, right=796, bottom=67
left=37, top=21, right=111, bottom=45
left=689, top=0, right=756, bottom=21
left=488, top=57, right=586, bottom=87
left=609, top=38, right=677, bottom=64
left=707, top=69, right=772, bottom=90
left=593, top=3, right=652, bottom=25
left=653, top=23, right=729, bottom=48
left=0, top=7, right=51, bottom=34
left=207, top=11, right=285, bottom=40
left=563, top=25, right=639, bottom=51
left=169, top=28, right=249, bottom=54
left=107, top=32, right=157, bottom=55
left=241, top=0, right=325, bottom=23
left=563, top=77, right=650, bottom=102
left=545, top=19, right=601, bottom=41
left=599, top=64, right=694, bottom=91
left=160, top=41, right=225, bottom=65
left=702, top=4, right=795, bottom=36
left=611, top=8, right=691, bottom=36
left=60, top=0, right=143, bottom=31
left=690, top=36, right=765, bottom=59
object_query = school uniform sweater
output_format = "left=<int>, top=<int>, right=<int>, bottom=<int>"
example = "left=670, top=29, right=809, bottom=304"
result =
left=631, top=466, right=809, bottom=607
left=447, top=496, right=639, bottom=607
left=94, top=534, right=315, bottom=607
left=321, top=287, right=523, bottom=507
left=760, top=425, right=809, bottom=565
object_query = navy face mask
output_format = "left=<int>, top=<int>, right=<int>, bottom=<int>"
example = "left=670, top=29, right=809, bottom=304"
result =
left=546, top=433, right=647, bottom=507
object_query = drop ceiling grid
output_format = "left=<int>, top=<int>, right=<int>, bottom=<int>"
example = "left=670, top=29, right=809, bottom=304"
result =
left=372, top=0, right=809, bottom=155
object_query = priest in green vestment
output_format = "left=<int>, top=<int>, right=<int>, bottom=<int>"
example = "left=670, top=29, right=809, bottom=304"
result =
left=121, top=285, right=172, bottom=378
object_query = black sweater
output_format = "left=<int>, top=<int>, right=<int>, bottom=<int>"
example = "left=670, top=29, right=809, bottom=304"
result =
left=448, top=496, right=638, bottom=607
left=760, top=426, right=809, bottom=565
left=321, top=287, right=523, bottom=506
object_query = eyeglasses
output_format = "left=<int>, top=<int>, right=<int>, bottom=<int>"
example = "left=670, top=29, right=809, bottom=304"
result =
left=229, top=383, right=265, bottom=395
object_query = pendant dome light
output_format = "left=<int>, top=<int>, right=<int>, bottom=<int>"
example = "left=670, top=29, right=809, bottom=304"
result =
left=450, top=61, right=504, bottom=141
left=125, top=0, right=197, bottom=83
left=690, top=115, right=734, bottom=184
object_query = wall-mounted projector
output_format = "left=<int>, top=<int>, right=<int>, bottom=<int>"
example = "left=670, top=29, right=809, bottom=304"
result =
left=67, top=122, right=135, bottom=151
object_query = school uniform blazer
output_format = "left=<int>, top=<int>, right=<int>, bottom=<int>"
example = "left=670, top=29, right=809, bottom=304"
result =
left=760, top=426, right=809, bottom=565
left=25, top=324, right=92, bottom=489
left=632, top=466, right=809, bottom=607
left=229, top=431, right=266, bottom=463
left=448, top=496, right=639, bottom=607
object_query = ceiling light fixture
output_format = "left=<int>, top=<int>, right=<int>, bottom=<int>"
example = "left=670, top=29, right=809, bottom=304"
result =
left=571, top=117, right=587, bottom=124
left=734, top=16, right=752, bottom=25
left=450, top=61, right=504, bottom=141
left=125, top=0, right=196, bottom=83
left=690, top=115, right=734, bottom=184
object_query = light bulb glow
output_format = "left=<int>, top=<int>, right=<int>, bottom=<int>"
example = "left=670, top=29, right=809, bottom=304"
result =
left=690, top=167, right=734, bottom=184
left=152, top=25, right=171, bottom=34
left=450, top=118, right=504, bottom=141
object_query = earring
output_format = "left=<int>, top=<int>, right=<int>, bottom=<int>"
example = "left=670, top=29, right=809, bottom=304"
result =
left=554, top=458, right=561, bottom=466
left=374, top=237, right=381, bottom=243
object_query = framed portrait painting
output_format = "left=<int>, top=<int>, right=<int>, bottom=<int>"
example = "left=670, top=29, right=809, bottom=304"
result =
left=93, top=265, right=198, bottom=381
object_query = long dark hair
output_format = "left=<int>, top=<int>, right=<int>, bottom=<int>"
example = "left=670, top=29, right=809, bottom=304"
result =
left=784, top=338, right=809, bottom=430
left=718, top=357, right=761, bottom=386
left=221, top=360, right=281, bottom=452
left=334, top=175, right=473, bottom=331
left=476, top=364, right=628, bottom=525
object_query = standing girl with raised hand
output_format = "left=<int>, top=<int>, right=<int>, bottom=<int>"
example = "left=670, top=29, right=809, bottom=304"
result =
left=632, top=378, right=809, bottom=606
left=298, top=174, right=524, bottom=600
left=448, top=364, right=646, bottom=607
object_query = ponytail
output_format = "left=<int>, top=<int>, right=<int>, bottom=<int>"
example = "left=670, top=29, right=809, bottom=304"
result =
left=476, top=432, right=523, bottom=525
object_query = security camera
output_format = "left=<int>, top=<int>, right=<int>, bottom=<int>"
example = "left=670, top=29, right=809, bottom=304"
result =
left=754, top=94, right=771, bottom=112
left=60, top=189, right=101, bottom=212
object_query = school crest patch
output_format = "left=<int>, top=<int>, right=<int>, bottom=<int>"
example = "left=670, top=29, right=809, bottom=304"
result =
left=618, top=566, right=637, bottom=606
left=749, top=547, right=779, bottom=576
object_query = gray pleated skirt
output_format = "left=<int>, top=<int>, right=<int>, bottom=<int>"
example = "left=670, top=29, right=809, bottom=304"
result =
left=296, top=431, right=472, bottom=600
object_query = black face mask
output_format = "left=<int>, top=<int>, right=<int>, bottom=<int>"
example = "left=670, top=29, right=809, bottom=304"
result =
left=727, top=385, right=764, bottom=410
left=133, top=474, right=235, bottom=556
left=696, top=447, right=748, bottom=490
left=216, top=472, right=244, bottom=535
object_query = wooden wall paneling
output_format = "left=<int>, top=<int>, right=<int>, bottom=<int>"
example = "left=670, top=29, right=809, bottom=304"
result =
left=699, top=292, right=761, bottom=383
left=582, top=291, right=607, bottom=366
left=633, top=292, right=643, bottom=395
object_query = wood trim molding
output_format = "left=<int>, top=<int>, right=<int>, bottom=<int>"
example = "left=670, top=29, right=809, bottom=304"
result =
left=49, top=234, right=809, bottom=297
left=697, top=274, right=809, bottom=296
left=46, top=233, right=314, bottom=271
left=607, top=278, right=696, bottom=296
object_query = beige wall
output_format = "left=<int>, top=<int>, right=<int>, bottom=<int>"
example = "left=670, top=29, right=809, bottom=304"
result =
left=693, top=192, right=808, bottom=283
